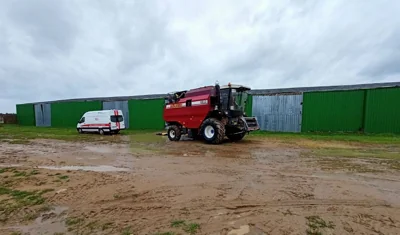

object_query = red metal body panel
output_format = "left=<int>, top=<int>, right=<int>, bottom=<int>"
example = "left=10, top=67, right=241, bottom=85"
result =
left=163, top=87, right=214, bottom=129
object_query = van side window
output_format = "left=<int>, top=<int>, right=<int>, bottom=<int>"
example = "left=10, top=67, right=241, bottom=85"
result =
left=79, top=117, right=85, bottom=123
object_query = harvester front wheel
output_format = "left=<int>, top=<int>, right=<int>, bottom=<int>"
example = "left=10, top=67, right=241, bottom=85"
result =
left=167, top=125, right=181, bottom=141
left=200, top=118, right=225, bottom=144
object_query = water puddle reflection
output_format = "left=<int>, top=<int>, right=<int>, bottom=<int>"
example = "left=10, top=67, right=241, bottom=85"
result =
left=38, top=165, right=131, bottom=172
left=9, top=206, right=68, bottom=234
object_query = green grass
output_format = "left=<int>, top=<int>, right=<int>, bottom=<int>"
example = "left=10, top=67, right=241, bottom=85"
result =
left=5, top=124, right=400, bottom=145
left=12, top=170, right=27, bottom=177
left=313, top=148, right=400, bottom=159
left=120, top=226, right=134, bottom=235
left=10, top=232, right=22, bottom=235
left=65, top=217, right=84, bottom=226
left=11, top=169, right=40, bottom=178
left=251, top=131, right=400, bottom=145
left=2, top=124, right=400, bottom=144
left=171, top=220, right=186, bottom=228
left=0, top=125, right=165, bottom=144
left=0, top=187, right=53, bottom=222
left=170, top=220, right=200, bottom=234
left=58, top=175, right=69, bottom=180
left=183, top=223, right=200, bottom=234
left=0, top=187, right=48, bottom=206
left=0, top=125, right=105, bottom=141
left=101, top=222, right=114, bottom=231
left=306, top=216, right=335, bottom=235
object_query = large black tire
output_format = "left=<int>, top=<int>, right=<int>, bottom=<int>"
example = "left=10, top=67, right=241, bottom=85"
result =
left=200, top=118, right=225, bottom=144
left=99, top=129, right=105, bottom=135
left=167, top=125, right=181, bottom=141
left=227, top=132, right=246, bottom=142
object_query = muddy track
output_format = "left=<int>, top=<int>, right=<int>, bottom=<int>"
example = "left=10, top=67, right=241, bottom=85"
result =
left=0, top=137, right=400, bottom=234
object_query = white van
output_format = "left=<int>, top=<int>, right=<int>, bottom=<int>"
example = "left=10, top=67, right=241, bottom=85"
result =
left=77, top=110, right=125, bottom=135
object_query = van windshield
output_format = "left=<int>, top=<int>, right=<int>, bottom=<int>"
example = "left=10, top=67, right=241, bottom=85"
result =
left=111, top=115, right=123, bottom=122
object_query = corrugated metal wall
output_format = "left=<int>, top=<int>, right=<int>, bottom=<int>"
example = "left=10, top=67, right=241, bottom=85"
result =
left=51, top=101, right=102, bottom=127
left=301, top=90, right=365, bottom=132
left=128, top=98, right=165, bottom=130
left=364, top=87, right=400, bottom=133
left=16, top=104, right=35, bottom=126
left=103, top=101, right=130, bottom=129
left=253, top=94, right=303, bottom=132
left=34, top=103, right=51, bottom=127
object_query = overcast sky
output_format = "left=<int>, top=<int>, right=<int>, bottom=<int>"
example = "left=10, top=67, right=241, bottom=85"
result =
left=1, top=0, right=399, bottom=112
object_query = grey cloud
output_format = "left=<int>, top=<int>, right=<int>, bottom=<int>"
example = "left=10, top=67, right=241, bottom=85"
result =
left=0, top=0, right=400, bottom=113
left=6, top=0, right=79, bottom=58
left=359, top=30, right=400, bottom=78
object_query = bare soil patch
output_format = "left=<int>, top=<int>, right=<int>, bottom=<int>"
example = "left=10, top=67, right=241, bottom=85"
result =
left=1, top=134, right=400, bottom=235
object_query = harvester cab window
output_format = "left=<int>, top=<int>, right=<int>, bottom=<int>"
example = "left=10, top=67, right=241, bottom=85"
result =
left=220, top=89, right=230, bottom=110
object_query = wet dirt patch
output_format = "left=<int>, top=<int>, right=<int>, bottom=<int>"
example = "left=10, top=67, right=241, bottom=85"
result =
left=1, top=136, right=400, bottom=234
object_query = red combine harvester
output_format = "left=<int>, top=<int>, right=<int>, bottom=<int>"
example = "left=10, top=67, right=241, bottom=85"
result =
left=163, top=83, right=260, bottom=144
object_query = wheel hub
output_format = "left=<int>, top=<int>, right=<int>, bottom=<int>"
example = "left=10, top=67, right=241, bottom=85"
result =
left=204, top=126, right=215, bottom=139
left=170, top=130, right=176, bottom=138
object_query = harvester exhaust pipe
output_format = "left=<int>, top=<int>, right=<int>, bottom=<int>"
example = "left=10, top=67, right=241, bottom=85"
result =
left=215, top=82, right=221, bottom=111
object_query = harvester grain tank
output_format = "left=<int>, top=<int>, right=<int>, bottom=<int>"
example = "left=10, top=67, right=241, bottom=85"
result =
left=163, top=83, right=259, bottom=144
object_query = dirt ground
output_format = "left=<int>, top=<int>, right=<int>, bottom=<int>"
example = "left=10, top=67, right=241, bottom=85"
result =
left=0, top=134, right=400, bottom=235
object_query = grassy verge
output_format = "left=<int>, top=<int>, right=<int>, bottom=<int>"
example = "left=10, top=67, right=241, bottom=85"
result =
left=0, top=125, right=96, bottom=141
left=0, top=125, right=163, bottom=142
left=2, top=125, right=400, bottom=147
left=250, top=131, right=400, bottom=145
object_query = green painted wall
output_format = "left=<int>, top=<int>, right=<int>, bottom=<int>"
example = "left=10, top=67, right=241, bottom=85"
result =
left=128, top=99, right=165, bottom=130
left=16, top=104, right=35, bottom=126
left=51, top=101, right=102, bottom=127
left=245, top=94, right=253, bottom=117
left=364, top=87, right=400, bottom=133
left=301, top=90, right=365, bottom=132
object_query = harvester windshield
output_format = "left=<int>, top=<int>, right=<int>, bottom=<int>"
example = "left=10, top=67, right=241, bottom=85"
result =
left=220, top=88, right=249, bottom=112
left=231, top=89, right=248, bottom=111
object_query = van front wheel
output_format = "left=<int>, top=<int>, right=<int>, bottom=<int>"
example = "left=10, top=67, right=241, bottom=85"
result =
left=77, top=128, right=83, bottom=134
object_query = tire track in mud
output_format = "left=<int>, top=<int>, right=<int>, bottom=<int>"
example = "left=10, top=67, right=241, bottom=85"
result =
left=220, top=199, right=392, bottom=210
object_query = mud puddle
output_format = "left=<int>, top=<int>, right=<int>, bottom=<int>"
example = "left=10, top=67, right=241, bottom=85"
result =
left=38, top=165, right=131, bottom=172
left=9, top=206, right=68, bottom=234
left=0, top=164, right=23, bottom=167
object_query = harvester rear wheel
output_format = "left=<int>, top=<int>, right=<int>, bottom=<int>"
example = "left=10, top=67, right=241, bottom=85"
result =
left=167, top=125, right=181, bottom=141
left=200, top=118, right=225, bottom=144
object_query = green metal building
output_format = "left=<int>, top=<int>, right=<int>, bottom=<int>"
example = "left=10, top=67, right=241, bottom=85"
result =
left=16, top=94, right=167, bottom=130
left=249, top=82, right=400, bottom=134
left=16, top=82, right=400, bottom=133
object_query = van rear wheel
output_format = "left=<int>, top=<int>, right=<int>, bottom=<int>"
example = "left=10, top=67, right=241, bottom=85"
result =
left=99, top=129, right=105, bottom=135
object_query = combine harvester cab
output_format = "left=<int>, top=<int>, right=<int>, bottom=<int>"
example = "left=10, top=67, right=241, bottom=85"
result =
left=163, top=83, right=260, bottom=144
